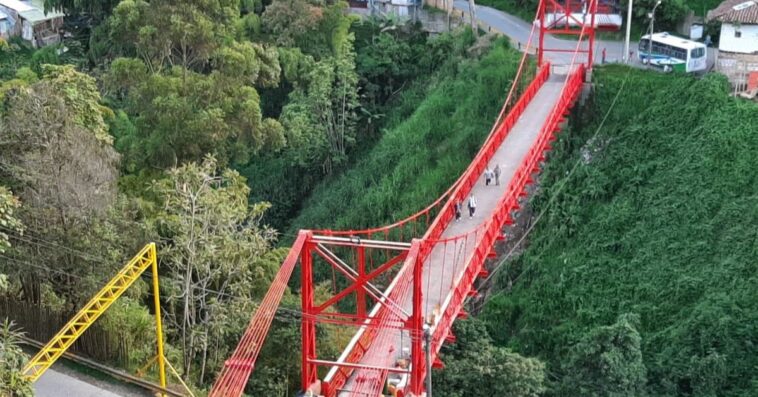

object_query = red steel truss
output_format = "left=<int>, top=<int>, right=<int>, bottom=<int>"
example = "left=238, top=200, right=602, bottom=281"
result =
left=538, top=0, right=599, bottom=66
left=210, top=1, right=596, bottom=396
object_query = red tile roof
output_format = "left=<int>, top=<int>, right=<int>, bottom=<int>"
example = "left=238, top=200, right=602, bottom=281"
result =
left=707, top=0, right=758, bottom=23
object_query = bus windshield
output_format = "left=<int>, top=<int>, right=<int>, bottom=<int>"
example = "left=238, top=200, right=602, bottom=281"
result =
left=691, top=47, right=705, bottom=58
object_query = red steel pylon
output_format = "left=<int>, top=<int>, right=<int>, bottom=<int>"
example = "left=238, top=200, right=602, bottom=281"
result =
left=538, top=0, right=599, bottom=67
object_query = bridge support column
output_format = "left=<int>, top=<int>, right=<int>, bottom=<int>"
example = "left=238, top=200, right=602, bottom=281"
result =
left=356, top=246, right=367, bottom=319
left=587, top=0, right=597, bottom=66
left=538, top=0, right=546, bottom=66
left=300, top=239, right=319, bottom=393
left=409, top=240, right=426, bottom=395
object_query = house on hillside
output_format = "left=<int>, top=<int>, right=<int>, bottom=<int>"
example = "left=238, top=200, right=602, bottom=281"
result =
left=0, top=0, right=64, bottom=47
left=707, top=0, right=758, bottom=90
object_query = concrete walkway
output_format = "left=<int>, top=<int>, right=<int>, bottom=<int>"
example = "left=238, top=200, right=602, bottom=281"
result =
left=338, top=74, right=568, bottom=395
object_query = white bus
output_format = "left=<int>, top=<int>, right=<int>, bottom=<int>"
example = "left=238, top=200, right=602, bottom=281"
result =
left=638, top=32, right=707, bottom=73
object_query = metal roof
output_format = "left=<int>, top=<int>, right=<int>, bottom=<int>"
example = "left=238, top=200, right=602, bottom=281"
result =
left=0, top=0, right=34, bottom=12
left=640, top=32, right=707, bottom=50
left=707, top=0, right=758, bottom=24
left=0, top=0, right=63, bottom=23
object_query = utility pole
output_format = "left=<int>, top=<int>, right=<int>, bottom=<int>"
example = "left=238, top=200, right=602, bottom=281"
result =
left=424, top=326, right=432, bottom=397
left=623, top=0, right=633, bottom=63
left=645, top=0, right=662, bottom=64
left=468, top=0, right=478, bottom=37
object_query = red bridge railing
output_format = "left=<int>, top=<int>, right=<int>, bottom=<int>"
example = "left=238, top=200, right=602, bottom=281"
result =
left=429, top=64, right=586, bottom=370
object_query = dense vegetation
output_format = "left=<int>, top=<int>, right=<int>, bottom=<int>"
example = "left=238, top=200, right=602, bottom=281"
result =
left=288, top=36, right=534, bottom=233
left=241, top=21, right=477, bottom=230
left=482, top=66, right=758, bottom=396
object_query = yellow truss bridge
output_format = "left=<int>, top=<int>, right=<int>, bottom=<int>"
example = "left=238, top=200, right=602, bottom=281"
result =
left=20, top=243, right=188, bottom=395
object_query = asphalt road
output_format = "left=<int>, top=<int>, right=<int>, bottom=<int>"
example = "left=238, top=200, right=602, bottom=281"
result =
left=34, top=368, right=124, bottom=397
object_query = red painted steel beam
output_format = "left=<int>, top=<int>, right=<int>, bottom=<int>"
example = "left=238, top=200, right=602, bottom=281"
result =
left=301, top=238, right=318, bottom=391
left=322, top=241, right=421, bottom=396
left=313, top=245, right=409, bottom=319
left=538, top=0, right=598, bottom=67
left=209, top=231, right=308, bottom=397
left=314, top=252, right=408, bottom=314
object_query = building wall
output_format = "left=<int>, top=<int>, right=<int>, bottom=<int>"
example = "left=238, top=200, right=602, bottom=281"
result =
left=719, top=23, right=758, bottom=54
left=31, top=17, right=63, bottom=47
left=716, top=50, right=758, bottom=89
left=0, top=5, right=21, bottom=37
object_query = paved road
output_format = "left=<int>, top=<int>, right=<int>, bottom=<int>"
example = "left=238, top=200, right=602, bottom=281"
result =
left=453, top=0, right=628, bottom=64
left=336, top=73, right=569, bottom=396
left=35, top=368, right=124, bottom=397
left=451, top=2, right=719, bottom=70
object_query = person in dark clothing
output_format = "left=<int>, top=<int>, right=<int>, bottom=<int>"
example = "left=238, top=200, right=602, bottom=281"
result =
left=455, top=202, right=462, bottom=222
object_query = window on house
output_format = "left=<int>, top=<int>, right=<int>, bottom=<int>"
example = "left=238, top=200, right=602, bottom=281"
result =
left=735, top=30, right=742, bottom=38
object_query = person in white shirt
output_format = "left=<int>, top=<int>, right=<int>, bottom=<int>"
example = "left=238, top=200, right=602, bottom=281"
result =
left=467, top=194, right=477, bottom=218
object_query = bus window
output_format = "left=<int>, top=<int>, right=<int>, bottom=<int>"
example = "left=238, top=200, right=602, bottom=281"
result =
left=690, top=48, right=705, bottom=58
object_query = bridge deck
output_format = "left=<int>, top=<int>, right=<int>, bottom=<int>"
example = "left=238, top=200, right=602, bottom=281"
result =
left=338, top=74, right=568, bottom=395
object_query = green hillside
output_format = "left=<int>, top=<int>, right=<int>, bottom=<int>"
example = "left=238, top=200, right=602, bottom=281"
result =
left=482, top=66, right=758, bottom=396
left=287, top=38, right=533, bottom=234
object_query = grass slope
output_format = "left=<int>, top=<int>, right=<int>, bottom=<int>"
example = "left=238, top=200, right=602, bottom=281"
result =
left=287, top=39, right=531, bottom=234
left=482, top=66, right=758, bottom=396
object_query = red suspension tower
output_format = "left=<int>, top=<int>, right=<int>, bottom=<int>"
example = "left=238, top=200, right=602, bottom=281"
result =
left=538, top=0, right=600, bottom=66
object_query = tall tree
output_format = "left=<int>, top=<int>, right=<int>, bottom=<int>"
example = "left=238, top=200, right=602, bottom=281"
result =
left=105, top=0, right=284, bottom=170
left=434, top=319, right=546, bottom=397
left=262, top=0, right=324, bottom=49
left=106, top=55, right=283, bottom=169
left=153, top=156, right=276, bottom=382
left=560, top=314, right=648, bottom=396
left=0, top=65, right=124, bottom=305
left=278, top=27, right=359, bottom=174
left=109, top=0, right=239, bottom=72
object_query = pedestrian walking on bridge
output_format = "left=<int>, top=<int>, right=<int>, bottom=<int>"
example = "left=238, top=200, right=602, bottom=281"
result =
left=494, top=164, right=501, bottom=186
left=484, top=167, right=493, bottom=186
left=468, top=194, right=477, bottom=218
left=455, top=202, right=462, bottom=222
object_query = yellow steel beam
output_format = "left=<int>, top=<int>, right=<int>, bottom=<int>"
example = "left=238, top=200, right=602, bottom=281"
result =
left=22, top=243, right=165, bottom=385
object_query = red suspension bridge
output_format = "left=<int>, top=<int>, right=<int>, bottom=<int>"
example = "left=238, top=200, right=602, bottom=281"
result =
left=208, top=1, right=602, bottom=396
left=18, top=0, right=609, bottom=395
left=210, top=0, right=598, bottom=397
